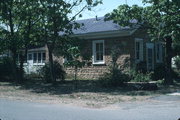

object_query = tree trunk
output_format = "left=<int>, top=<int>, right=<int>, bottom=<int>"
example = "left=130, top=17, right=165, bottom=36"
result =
left=164, top=36, right=173, bottom=85
left=74, top=65, right=78, bottom=89
left=19, top=52, right=24, bottom=83
left=48, top=46, right=56, bottom=83
left=19, top=48, right=28, bottom=83
left=11, top=50, right=18, bottom=82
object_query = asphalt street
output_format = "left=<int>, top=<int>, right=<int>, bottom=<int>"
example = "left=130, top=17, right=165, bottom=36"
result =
left=0, top=95, right=180, bottom=120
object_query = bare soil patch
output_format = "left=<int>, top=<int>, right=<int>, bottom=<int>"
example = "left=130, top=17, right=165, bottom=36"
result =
left=0, top=80, right=179, bottom=108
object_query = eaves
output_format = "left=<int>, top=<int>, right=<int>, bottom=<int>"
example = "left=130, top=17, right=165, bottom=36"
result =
left=72, top=29, right=137, bottom=40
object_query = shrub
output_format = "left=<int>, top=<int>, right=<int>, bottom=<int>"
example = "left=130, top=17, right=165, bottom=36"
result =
left=24, top=72, right=42, bottom=80
left=99, top=46, right=131, bottom=87
left=172, top=69, right=180, bottom=80
left=129, top=70, right=152, bottom=82
left=135, top=61, right=147, bottom=73
left=40, top=61, right=66, bottom=82
left=99, top=67, right=130, bottom=87
left=152, top=63, right=165, bottom=80
left=0, top=57, right=13, bottom=80
left=174, top=56, right=180, bottom=70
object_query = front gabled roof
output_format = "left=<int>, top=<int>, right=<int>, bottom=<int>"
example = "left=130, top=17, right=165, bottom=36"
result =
left=72, top=17, right=137, bottom=39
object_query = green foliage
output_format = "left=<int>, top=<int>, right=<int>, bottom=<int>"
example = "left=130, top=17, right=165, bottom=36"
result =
left=64, top=46, right=85, bottom=67
left=0, top=0, right=44, bottom=82
left=35, top=0, right=101, bottom=82
left=64, top=46, right=85, bottom=80
left=99, top=67, right=130, bottom=87
left=173, top=41, right=180, bottom=56
left=135, top=61, right=147, bottom=73
left=0, top=0, right=102, bottom=82
left=152, top=63, right=165, bottom=80
left=24, top=72, right=42, bottom=80
left=99, top=47, right=130, bottom=87
left=105, top=0, right=179, bottom=84
left=40, top=61, right=66, bottom=82
left=0, top=57, right=13, bottom=80
left=105, top=1, right=179, bottom=42
left=129, top=70, right=152, bottom=82
left=174, top=56, right=180, bottom=70
left=105, top=5, right=143, bottom=27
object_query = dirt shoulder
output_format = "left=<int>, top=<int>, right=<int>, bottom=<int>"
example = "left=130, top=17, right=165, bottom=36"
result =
left=0, top=80, right=179, bottom=108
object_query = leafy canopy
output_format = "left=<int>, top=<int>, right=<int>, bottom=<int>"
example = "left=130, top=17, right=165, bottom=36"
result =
left=105, top=0, right=180, bottom=43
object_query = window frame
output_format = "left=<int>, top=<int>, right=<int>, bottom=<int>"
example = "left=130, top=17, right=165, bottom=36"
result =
left=30, top=51, right=46, bottom=65
left=92, top=40, right=105, bottom=65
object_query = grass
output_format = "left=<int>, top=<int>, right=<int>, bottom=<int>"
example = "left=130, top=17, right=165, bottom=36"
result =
left=0, top=79, right=180, bottom=108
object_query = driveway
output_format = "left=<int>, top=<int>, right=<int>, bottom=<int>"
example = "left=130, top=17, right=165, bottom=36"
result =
left=0, top=94, right=180, bottom=120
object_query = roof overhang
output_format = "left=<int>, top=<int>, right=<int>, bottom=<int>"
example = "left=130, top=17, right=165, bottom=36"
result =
left=27, top=47, right=46, bottom=52
left=72, top=28, right=137, bottom=39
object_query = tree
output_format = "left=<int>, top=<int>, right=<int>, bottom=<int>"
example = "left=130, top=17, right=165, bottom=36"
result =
left=0, top=0, right=102, bottom=83
left=65, top=46, right=85, bottom=80
left=0, top=0, right=23, bottom=82
left=37, top=0, right=102, bottom=83
left=105, top=0, right=180, bottom=84
left=0, top=0, right=42, bottom=82
left=17, top=0, right=43, bottom=82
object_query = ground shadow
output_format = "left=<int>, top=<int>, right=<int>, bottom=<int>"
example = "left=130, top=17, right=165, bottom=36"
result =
left=1, top=79, right=180, bottom=96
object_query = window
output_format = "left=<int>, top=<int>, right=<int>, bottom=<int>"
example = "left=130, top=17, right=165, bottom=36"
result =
left=38, top=53, right=41, bottom=63
left=17, top=53, right=27, bottom=63
left=42, top=53, right=46, bottom=63
left=28, top=53, right=32, bottom=60
left=33, top=53, right=37, bottom=63
left=32, top=52, right=46, bottom=64
left=146, top=43, right=154, bottom=70
left=136, top=42, right=140, bottom=60
left=92, top=40, right=105, bottom=64
left=135, top=38, right=143, bottom=62
left=156, top=43, right=163, bottom=63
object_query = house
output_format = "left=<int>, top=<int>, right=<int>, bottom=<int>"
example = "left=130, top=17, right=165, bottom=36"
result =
left=21, top=17, right=164, bottom=79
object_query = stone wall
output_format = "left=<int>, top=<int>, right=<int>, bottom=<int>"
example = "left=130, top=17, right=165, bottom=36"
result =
left=63, top=36, right=133, bottom=79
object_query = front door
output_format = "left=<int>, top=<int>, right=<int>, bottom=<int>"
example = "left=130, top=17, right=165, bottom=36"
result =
left=146, top=43, right=154, bottom=71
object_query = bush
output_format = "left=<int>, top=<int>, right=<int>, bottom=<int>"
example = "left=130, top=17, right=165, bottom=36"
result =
left=136, top=61, right=147, bottom=73
left=24, top=72, right=42, bottom=80
left=174, top=56, right=180, bottom=70
left=129, top=70, right=152, bottom=82
left=172, top=69, right=180, bottom=80
left=0, top=57, right=13, bottom=80
left=152, top=63, right=165, bottom=80
left=40, top=61, right=66, bottom=82
left=99, top=67, right=130, bottom=87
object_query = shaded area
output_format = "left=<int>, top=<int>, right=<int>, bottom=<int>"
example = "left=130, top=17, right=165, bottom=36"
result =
left=1, top=79, right=180, bottom=96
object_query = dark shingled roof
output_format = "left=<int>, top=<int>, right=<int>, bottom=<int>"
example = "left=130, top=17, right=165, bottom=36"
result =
left=72, top=17, right=130, bottom=35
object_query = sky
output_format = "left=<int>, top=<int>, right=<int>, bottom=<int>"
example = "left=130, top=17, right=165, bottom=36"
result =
left=78, top=0, right=145, bottom=20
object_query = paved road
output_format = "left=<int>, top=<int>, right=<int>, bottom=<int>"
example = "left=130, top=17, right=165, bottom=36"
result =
left=0, top=95, right=180, bottom=120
